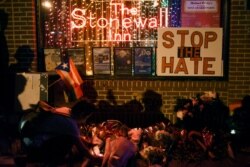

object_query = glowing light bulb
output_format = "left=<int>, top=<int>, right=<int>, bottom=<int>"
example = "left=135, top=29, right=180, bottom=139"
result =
left=42, top=0, right=52, bottom=8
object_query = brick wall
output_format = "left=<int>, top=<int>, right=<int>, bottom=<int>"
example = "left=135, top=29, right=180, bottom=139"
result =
left=1, top=0, right=250, bottom=122
left=94, top=80, right=228, bottom=121
left=228, top=0, right=250, bottom=101
left=0, top=0, right=37, bottom=72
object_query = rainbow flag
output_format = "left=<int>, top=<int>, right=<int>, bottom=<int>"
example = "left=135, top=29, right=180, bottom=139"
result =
left=55, top=57, right=83, bottom=100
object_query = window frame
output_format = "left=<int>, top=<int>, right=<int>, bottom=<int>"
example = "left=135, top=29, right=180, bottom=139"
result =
left=35, top=0, right=230, bottom=80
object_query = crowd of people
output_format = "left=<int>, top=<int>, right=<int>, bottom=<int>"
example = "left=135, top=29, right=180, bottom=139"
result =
left=9, top=91, right=250, bottom=166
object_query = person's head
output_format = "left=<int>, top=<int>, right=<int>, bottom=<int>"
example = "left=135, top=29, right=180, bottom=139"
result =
left=117, top=125, right=129, bottom=137
left=174, top=98, right=192, bottom=112
left=242, top=95, right=250, bottom=110
left=81, top=81, right=98, bottom=104
left=0, top=10, right=8, bottom=32
left=10, top=45, right=35, bottom=72
left=142, top=90, right=162, bottom=112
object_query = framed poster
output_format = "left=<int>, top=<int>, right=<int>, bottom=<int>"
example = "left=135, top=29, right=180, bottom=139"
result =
left=114, top=47, right=132, bottom=76
left=67, top=48, right=85, bottom=66
left=181, top=0, right=221, bottom=27
left=44, top=48, right=61, bottom=72
left=92, top=47, right=111, bottom=75
left=133, top=47, right=153, bottom=76
left=67, top=48, right=85, bottom=75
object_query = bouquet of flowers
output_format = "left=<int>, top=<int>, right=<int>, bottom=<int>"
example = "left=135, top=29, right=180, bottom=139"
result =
left=140, top=146, right=166, bottom=166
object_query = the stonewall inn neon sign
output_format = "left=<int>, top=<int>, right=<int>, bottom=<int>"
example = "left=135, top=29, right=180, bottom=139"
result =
left=71, top=2, right=168, bottom=41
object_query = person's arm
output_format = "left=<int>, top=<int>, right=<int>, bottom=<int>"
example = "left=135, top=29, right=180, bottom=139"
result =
left=73, top=136, right=94, bottom=158
left=101, top=137, right=111, bottom=167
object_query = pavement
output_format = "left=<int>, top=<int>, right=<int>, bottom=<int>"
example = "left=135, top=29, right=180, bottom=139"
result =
left=0, top=155, right=15, bottom=166
left=0, top=153, right=250, bottom=167
left=168, top=154, right=250, bottom=167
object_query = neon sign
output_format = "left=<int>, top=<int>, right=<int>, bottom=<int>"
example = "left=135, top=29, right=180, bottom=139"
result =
left=71, top=2, right=169, bottom=41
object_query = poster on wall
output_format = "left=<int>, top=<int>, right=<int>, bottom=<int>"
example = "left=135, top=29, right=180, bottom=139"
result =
left=67, top=48, right=85, bottom=75
left=133, top=47, right=153, bottom=76
left=44, top=48, right=61, bottom=72
left=181, top=0, right=221, bottom=27
left=156, top=27, right=223, bottom=77
left=67, top=48, right=85, bottom=66
left=114, top=47, right=132, bottom=76
left=92, top=47, right=111, bottom=75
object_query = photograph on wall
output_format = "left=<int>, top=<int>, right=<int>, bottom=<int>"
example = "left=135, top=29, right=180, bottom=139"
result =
left=133, top=47, right=153, bottom=76
left=67, top=48, right=85, bottom=75
left=114, top=47, right=132, bottom=76
left=44, top=48, right=61, bottom=72
left=181, top=0, right=221, bottom=27
left=92, top=47, right=111, bottom=75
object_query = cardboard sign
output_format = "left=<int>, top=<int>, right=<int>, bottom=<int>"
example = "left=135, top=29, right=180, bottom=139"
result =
left=157, top=28, right=223, bottom=77
left=16, top=73, right=48, bottom=111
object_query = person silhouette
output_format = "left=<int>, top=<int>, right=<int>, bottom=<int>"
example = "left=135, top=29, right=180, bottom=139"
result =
left=9, top=45, right=35, bottom=73
left=0, top=9, right=11, bottom=135
left=0, top=9, right=9, bottom=73
left=1, top=44, right=35, bottom=155
left=0, top=8, right=9, bottom=115
left=141, top=90, right=170, bottom=127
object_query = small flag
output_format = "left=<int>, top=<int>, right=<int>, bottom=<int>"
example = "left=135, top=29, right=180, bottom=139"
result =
left=55, top=57, right=83, bottom=100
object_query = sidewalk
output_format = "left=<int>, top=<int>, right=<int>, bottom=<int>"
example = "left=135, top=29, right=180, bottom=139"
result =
left=1, top=153, right=250, bottom=167
left=168, top=155, right=250, bottom=167
left=0, top=155, right=15, bottom=166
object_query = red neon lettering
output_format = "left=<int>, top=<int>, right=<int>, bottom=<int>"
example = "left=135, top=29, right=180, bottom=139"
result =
left=108, top=29, right=131, bottom=41
left=110, top=3, right=120, bottom=15
left=123, top=18, right=132, bottom=28
left=71, top=2, right=161, bottom=30
left=134, top=18, right=148, bottom=28
left=97, top=18, right=108, bottom=28
left=110, top=18, right=120, bottom=28
left=122, top=5, right=130, bottom=15
left=71, top=8, right=86, bottom=29
left=88, top=13, right=96, bottom=28
left=148, top=18, right=157, bottom=28
left=110, top=3, right=138, bottom=15
left=130, top=8, right=137, bottom=15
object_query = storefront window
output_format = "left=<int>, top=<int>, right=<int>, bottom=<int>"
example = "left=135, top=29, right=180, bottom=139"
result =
left=37, top=0, right=229, bottom=79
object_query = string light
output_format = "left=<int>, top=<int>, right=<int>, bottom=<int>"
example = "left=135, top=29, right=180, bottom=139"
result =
left=43, top=0, right=181, bottom=73
left=42, top=0, right=52, bottom=8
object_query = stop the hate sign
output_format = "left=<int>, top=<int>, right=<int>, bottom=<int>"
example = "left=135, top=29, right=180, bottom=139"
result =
left=156, top=28, right=223, bottom=77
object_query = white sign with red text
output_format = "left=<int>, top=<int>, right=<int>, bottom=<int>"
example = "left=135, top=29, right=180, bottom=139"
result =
left=157, top=28, right=223, bottom=77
